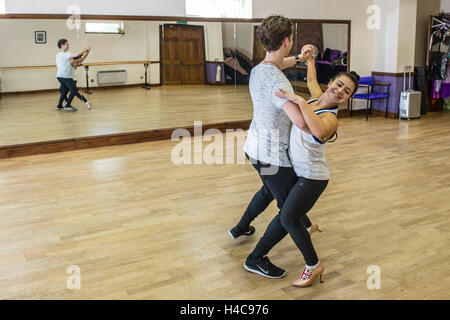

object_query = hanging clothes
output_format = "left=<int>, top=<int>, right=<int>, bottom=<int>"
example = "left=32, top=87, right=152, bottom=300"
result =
left=440, top=83, right=450, bottom=98
left=441, top=59, right=450, bottom=99
left=429, top=28, right=450, bottom=81
left=431, top=80, right=442, bottom=99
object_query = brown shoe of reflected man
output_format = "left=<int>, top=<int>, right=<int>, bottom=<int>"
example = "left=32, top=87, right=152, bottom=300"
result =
left=292, top=261, right=325, bottom=287
left=309, top=223, right=322, bottom=236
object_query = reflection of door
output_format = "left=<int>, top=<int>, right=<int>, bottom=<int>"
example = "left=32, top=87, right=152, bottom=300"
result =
left=160, top=24, right=206, bottom=85
left=295, top=23, right=324, bottom=56
left=252, top=23, right=324, bottom=63
left=253, top=26, right=265, bottom=65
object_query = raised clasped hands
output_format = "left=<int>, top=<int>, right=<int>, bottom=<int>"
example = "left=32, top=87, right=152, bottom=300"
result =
left=299, top=44, right=315, bottom=62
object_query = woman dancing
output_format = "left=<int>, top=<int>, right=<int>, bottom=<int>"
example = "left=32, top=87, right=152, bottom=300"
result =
left=63, top=45, right=92, bottom=109
left=269, top=58, right=360, bottom=287
left=56, top=39, right=91, bottom=111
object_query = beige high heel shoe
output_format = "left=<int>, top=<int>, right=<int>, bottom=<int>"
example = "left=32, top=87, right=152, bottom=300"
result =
left=309, top=223, right=322, bottom=235
left=292, top=261, right=325, bottom=287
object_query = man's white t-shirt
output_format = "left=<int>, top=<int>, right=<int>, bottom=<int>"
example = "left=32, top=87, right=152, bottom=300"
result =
left=55, top=51, right=72, bottom=78
left=243, top=63, right=294, bottom=167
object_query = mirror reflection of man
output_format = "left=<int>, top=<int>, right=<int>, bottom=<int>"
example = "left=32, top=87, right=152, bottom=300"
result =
left=55, top=39, right=90, bottom=111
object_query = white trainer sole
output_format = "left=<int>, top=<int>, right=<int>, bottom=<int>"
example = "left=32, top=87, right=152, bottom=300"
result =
left=228, top=228, right=255, bottom=240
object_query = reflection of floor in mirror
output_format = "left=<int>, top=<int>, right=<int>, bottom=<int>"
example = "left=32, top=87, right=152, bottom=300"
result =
left=0, top=85, right=258, bottom=146
left=0, top=111, right=448, bottom=299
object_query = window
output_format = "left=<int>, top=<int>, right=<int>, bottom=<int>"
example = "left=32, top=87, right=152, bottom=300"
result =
left=186, top=0, right=252, bottom=18
left=0, top=0, right=5, bottom=14
left=85, top=22, right=124, bottom=34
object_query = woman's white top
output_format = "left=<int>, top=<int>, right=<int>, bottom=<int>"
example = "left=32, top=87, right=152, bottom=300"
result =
left=289, top=98, right=338, bottom=180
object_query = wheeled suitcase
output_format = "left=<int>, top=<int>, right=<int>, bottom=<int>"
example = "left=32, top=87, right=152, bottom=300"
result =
left=399, top=66, right=421, bottom=120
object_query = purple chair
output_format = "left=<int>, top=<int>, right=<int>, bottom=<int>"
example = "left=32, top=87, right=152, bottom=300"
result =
left=350, top=76, right=391, bottom=120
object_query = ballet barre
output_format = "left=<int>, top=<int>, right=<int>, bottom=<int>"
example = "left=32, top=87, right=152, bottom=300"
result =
left=0, top=61, right=158, bottom=93
left=0, top=65, right=56, bottom=70
left=81, top=61, right=154, bottom=93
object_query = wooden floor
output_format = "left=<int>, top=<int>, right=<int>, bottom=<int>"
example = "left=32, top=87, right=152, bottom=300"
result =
left=0, top=84, right=332, bottom=148
left=0, top=111, right=449, bottom=299
left=0, top=85, right=255, bottom=146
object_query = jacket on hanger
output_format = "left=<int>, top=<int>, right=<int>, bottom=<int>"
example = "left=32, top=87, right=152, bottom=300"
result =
left=429, top=28, right=450, bottom=80
left=414, top=67, right=427, bottom=114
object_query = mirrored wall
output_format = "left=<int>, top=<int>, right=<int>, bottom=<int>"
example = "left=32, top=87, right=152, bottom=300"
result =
left=0, top=18, right=350, bottom=147
left=285, top=22, right=349, bottom=101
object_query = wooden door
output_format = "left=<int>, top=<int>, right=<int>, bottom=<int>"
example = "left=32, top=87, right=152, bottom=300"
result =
left=161, top=24, right=205, bottom=85
left=253, top=25, right=265, bottom=65
left=180, top=25, right=205, bottom=84
left=161, top=24, right=182, bottom=85
left=295, top=22, right=324, bottom=56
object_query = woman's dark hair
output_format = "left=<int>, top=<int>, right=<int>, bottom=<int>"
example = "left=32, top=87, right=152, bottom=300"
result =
left=257, top=15, right=294, bottom=52
left=331, top=71, right=360, bottom=96
left=57, top=39, right=68, bottom=49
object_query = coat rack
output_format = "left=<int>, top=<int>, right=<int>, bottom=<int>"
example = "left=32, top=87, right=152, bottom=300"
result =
left=431, top=17, right=450, bottom=29
left=425, top=15, right=449, bottom=112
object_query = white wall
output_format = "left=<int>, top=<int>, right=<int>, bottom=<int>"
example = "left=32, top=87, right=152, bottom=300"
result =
left=371, top=0, right=399, bottom=73
left=371, top=0, right=420, bottom=73
left=6, top=0, right=373, bottom=76
left=396, top=0, right=417, bottom=72
left=0, top=19, right=223, bottom=92
left=0, top=19, right=149, bottom=91
left=2, top=0, right=422, bottom=87
left=322, top=23, right=348, bottom=52
left=193, top=22, right=224, bottom=61
left=0, top=0, right=5, bottom=14
left=442, top=0, right=450, bottom=12
left=4, top=0, right=186, bottom=16
left=222, top=23, right=235, bottom=51
left=222, top=22, right=257, bottom=58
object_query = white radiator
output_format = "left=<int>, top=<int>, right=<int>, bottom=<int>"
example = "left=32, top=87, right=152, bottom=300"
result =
left=97, top=70, right=127, bottom=85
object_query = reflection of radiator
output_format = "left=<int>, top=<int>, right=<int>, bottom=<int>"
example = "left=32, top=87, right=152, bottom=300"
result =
left=97, top=70, right=126, bottom=85
left=351, top=100, right=369, bottom=110
left=351, top=87, right=371, bottom=110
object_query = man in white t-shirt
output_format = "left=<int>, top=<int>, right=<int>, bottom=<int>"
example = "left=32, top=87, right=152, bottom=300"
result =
left=56, top=39, right=90, bottom=111
left=228, top=15, right=315, bottom=279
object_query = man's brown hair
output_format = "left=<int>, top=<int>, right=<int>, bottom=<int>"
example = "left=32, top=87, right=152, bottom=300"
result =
left=257, top=15, right=294, bottom=52
left=57, top=39, right=68, bottom=49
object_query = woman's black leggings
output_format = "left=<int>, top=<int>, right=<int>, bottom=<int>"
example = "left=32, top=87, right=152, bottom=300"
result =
left=71, top=81, right=88, bottom=103
left=250, top=175, right=328, bottom=266
left=57, top=78, right=87, bottom=107
left=236, top=154, right=313, bottom=234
